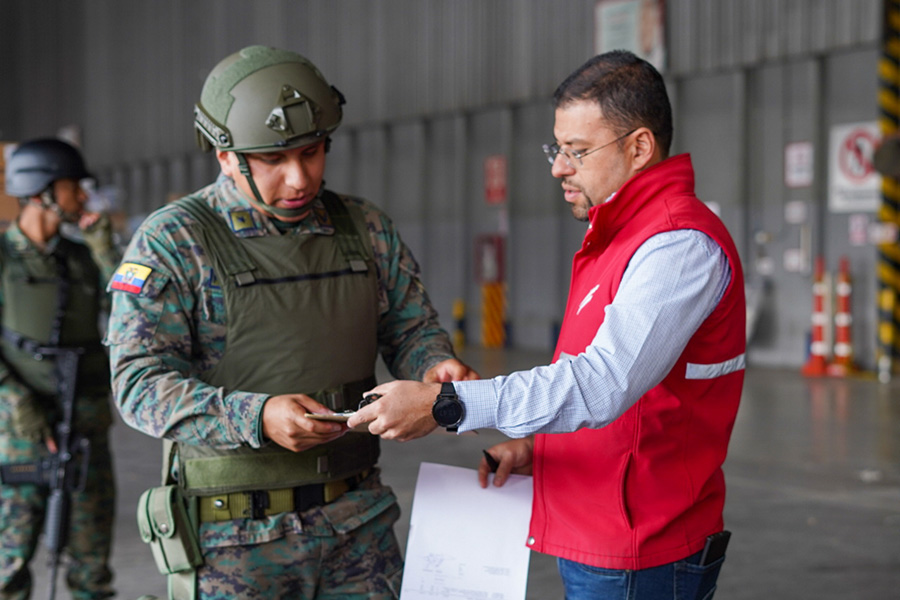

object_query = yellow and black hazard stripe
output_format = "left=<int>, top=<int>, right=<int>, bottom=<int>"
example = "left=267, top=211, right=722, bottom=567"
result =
left=877, top=0, right=900, bottom=375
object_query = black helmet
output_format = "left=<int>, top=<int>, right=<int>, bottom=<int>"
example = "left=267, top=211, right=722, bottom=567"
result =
left=194, top=45, right=345, bottom=153
left=5, top=138, right=93, bottom=198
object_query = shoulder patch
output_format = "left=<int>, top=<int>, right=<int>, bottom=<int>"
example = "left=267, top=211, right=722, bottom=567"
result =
left=111, top=262, right=153, bottom=294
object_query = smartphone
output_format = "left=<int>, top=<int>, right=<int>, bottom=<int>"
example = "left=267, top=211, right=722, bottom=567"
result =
left=699, top=530, right=731, bottom=566
left=305, top=412, right=355, bottom=422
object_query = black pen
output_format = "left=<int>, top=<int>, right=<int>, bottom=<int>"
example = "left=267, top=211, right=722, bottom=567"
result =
left=482, top=449, right=500, bottom=473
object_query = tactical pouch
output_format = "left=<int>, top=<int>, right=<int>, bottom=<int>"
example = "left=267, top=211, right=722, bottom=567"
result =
left=137, top=485, right=203, bottom=575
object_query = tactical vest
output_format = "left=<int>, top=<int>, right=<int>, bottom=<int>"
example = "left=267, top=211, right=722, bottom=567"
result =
left=171, top=192, right=380, bottom=496
left=0, top=232, right=109, bottom=398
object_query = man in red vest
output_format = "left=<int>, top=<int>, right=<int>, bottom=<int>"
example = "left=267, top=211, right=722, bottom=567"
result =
left=350, top=50, right=745, bottom=600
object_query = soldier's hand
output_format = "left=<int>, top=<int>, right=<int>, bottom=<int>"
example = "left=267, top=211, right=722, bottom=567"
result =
left=478, top=437, right=534, bottom=488
left=80, top=212, right=115, bottom=254
left=347, top=380, right=440, bottom=442
left=78, top=211, right=103, bottom=231
left=423, top=358, right=480, bottom=383
left=262, top=394, right=347, bottom=452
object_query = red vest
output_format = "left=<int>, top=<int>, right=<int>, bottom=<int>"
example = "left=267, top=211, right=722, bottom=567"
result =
left=529, top=154, right=745, bottom=570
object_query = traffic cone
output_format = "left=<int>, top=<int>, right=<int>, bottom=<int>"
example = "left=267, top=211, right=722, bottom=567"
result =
left=827, top=256, right=856, bottom=376
left=802, top=256, right=830, bottom=376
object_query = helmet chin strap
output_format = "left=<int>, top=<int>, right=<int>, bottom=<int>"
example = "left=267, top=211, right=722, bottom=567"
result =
left=39, top=190, right=79, bottom=223
left=235, top=153, right=313, bottom=219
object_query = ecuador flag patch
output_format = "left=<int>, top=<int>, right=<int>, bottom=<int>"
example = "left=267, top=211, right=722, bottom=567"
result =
left=111, top=263, right=153, bottom=294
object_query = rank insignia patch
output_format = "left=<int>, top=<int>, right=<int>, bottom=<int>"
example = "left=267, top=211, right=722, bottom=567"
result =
left=111, top=263, right=153, bottom=294
left=206, top=267, right=221, bottom=289
left=313, top=204, right=333, bottom=228
left=229, top=210, right=255, bottom=232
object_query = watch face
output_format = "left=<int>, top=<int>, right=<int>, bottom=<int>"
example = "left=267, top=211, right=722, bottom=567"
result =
left=433, top=396, right=463, bottom=427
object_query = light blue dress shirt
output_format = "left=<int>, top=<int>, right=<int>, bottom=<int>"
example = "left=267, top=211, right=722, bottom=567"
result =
left=455, top=228, right=734, bottom=437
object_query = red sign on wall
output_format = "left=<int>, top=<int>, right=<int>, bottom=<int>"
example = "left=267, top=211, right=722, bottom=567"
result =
left=484, top=155, right=507, bottom=205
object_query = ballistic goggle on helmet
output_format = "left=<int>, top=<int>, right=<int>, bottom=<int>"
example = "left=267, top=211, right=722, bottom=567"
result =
left=194, top=45, right=345, bottom=154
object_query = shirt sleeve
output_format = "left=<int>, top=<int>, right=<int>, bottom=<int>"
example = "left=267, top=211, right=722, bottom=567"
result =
left=105, top=217, right=266, bottom=449
left=361, top=201, right=456, bottom=380
left=455, top=229, right=732, bottom=437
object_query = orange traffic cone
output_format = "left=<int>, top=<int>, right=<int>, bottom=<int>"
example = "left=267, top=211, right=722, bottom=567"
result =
left=827, top=256, right=856, bottom=376
left=802, top=256, right=829, bottom=376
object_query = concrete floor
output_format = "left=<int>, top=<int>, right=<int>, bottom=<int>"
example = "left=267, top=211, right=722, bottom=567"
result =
left=31, top=348, right=900, bottom=599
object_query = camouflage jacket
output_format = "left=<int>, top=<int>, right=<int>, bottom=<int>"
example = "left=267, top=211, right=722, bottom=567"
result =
left=105, top=175, right=455, bottom=449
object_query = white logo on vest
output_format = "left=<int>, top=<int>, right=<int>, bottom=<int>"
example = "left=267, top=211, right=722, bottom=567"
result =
left=577, top=284, right=600, bottom=315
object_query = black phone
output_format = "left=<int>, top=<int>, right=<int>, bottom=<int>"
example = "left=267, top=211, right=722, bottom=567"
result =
left=699, top=530, right=731, bottom=566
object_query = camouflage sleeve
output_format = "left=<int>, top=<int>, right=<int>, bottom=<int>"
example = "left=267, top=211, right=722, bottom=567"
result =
left=357, top=199, right=456, bottom=380
left=81, top=213, right=122, bottom=285
left=81, top=214, right=122, bottom=313
left=105, top=209, right=266, bottom=449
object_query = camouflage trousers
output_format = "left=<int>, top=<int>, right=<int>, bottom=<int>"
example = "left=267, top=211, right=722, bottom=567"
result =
left=0, top=432, right=115, bottom=600
left=193, top=471, right=403, bottom=599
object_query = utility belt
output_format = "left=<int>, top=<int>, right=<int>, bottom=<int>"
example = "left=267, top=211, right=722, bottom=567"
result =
left=197, top=469, right=370, bottom=522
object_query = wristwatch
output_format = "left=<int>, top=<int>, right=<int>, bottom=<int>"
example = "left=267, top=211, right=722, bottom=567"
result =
left=432, top=382, right=464, bottom=432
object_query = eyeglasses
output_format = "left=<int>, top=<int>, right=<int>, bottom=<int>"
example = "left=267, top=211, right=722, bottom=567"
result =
left=542, top=128, right=637, bottom=169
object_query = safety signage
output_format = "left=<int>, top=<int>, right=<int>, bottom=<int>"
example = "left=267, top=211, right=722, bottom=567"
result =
left=828, top=121, right=881, bottom=213
left=484, top=155, right=507, bottom=205
left=784, top=141, right=814, bottom=188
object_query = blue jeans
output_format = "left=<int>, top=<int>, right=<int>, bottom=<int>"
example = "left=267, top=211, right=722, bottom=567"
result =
left=557, top=550, right=725, bottom=600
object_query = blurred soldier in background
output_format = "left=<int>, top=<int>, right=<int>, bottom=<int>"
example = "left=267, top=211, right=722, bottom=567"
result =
left=106, top=45, right=476, bottom=599
left=0, top=138, right=119, bottom=599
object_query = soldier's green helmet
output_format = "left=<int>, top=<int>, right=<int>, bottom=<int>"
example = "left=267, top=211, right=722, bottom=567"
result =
left=194, top=45, right=345, bottom=154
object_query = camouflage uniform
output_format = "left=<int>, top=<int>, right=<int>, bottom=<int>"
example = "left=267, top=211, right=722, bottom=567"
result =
left=106, top=175, right=457, bottom=598
left=0, top=222, right=118, bottom=600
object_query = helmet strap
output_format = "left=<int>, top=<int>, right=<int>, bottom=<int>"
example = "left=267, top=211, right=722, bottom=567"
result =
left=39, top=188, right=79, bottom=223
left=39, top=189, right=56, bottom=211
left=235, top=153, right=314, bottom=220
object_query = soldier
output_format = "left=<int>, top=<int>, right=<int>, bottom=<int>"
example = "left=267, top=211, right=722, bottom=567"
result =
left=0, top=139, right=119, bottom=599
left=106, top=45, right=477, bottom=599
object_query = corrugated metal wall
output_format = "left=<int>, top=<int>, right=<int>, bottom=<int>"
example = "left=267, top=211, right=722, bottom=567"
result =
left=0, top=0, right=887, bottom=368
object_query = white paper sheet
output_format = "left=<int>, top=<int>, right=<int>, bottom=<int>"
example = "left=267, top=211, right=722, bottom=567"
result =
left=400, top=462, right=533, bottom=600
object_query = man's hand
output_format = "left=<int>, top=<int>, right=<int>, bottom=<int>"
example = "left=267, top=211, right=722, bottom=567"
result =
left=261, top=394, right=347, bottom=452
left=423, top=358, right=480, bottom=383
left=479, top=437, right=534, bottom=488
left=347, top=380, right=441, bottom=442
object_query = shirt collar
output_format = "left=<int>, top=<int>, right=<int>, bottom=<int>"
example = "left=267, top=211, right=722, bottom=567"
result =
left=213, top=174, right=335, bottom=237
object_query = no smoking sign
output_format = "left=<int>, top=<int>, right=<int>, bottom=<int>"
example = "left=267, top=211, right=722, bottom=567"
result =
left=838, top=128, right=877, bottom=182
left=829, top=121, right=881, bottom=213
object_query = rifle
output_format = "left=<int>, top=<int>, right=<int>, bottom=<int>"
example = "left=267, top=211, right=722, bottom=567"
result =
left=0, top=347, right=90, bottom=600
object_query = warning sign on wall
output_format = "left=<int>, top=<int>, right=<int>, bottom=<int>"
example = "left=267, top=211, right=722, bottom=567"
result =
left=828, top=121, right=881, bottom=213
left=484, top=155, right=507, bottom=205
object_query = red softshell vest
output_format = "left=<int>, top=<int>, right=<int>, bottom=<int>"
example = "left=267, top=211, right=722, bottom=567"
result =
left=529, top=154, right=746, bottom=570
